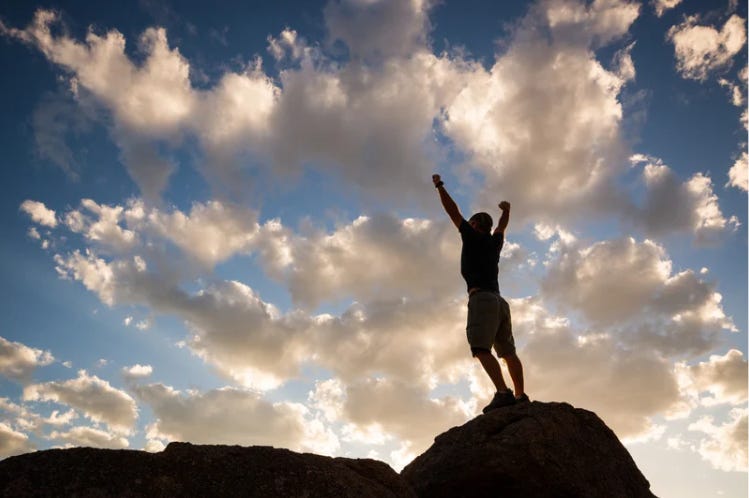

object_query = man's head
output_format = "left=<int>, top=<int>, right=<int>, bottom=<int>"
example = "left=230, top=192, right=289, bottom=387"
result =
left=469, top=212, right=493, bottom=233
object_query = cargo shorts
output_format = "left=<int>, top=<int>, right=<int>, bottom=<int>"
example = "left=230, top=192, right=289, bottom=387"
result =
left=466, top=291, right=515, bottom=358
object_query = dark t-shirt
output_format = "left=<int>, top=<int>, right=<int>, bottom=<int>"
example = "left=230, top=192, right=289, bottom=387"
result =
left=459, top=219, right=504, bottom=294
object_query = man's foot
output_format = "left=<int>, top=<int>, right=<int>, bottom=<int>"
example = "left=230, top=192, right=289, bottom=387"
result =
left=515, top=393, right=530, bottom=403
left=482, top=390, right=515, bottom=413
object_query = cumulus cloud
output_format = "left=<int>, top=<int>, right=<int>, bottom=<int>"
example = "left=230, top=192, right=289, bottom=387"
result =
left=442, top=0, right=638, bottom=224
left=629, top=155, right=739, bottom=243
left=123, top=364, right=153, bottom=379
left=509, top=296, right=685, bottom=438
left=49, top=426, right=129, bottom=449
left=133, top=383, right=338, bottom=454
left=0, top=336, right=54, bottom=382
left=309, top=377, right=470, bottom=457
left=0, top=422, right=35, bottom=458
left=255, top=214, right=461, bottom=307
left=19, top=200, right=57, bottom=228
left=324, top=0, right=431, bottom=60
left=689, top=408, right=748, bottom=472
left=540, top=236, right=735, bottom=355
left=727, top=151, right=748, bottom=191
left=23, top=370, right=138, bottom=432
left=678, top=349, right=748, bottom=406
left=668, top=14, right=746, bottom=81
left=652, top=0, right=682, bottom=17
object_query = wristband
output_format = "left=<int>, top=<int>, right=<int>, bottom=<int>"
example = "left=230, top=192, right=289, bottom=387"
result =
left=435, top=181, right=444, bottom=188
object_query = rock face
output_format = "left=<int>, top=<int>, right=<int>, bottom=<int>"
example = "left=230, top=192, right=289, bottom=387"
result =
left=0, top=401, right=656, bottom=498
left=401, top=401, right=657, bottom=498
left=0, top=442, right=414, bottom=498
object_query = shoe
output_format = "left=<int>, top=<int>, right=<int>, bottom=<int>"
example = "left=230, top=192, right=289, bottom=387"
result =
left=482, top=390, right=515, bottom=413
left=515, top=393, right=530, bottom=403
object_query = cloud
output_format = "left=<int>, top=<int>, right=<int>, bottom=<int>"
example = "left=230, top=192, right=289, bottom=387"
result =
left=49, top=426, right=129, bottom=449
left=123, top=364, right=153, bottom=379
left=442, top=0, right=638, bottom=225
left=629, top=155, right=739, bottom=243
left=23, top=370, right=138, bottom=432
left=508, top=296, right=685, bottom=438
left=678, top=349, right=748, bottom=406
left=689, top=408, right=748, bottom=472
left=727, top=151, right=748, bottom=191
left=309, top=377, right=470, bottom=457
left=0, top=336, right=54, bottom=382
left=540, top=236, right=735, bottom=354
left=652, top=0, right=682, bottom=17
left=19, top=200, right=58, bottom=228
left=31, top=92, right=92, bottom=178
left=323, top=0, right=431, bottom=60
left=133, top=383, right=338, bottom=454
left=255, top=214, right=461, bottom=308
left=0, top=422, right=34, bottom=458
left=668, top=14, right=746, bottom=81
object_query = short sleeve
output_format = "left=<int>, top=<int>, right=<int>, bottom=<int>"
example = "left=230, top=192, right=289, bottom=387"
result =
left=492, top=232, right=504, bottom=251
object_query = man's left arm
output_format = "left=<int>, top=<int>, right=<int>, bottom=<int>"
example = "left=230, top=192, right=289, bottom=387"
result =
left=494, top=201, right=510, bottom=235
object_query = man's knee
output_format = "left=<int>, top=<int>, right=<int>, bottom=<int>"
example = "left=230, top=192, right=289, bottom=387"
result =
left=471, top=347, right=492, bottom=358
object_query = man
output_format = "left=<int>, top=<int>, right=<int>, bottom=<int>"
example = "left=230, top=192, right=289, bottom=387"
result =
left=432, top=174, right=528, bottom=413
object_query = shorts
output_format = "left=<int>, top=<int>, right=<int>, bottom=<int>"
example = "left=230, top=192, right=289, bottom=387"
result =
left=466, top=291, right=515, bottom=358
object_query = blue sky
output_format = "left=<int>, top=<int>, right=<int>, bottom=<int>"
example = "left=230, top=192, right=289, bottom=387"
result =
left=0, top=0, right=747, bottom=496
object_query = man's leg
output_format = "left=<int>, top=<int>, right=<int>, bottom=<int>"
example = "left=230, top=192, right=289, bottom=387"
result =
left=503, top=353, right=524, bottom=398
left=475, top=350, right=509, bottom=392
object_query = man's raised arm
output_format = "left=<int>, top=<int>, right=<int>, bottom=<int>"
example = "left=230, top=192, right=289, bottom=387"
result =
left=432, top=174, right=463, bottom=229
left=494, top=201, right=510, bottom=235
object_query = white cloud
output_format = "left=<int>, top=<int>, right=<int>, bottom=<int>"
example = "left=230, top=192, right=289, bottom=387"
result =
left=19, top=200, right=57, bottom=227
left=689, top=408, right=748, bottom=472
left=255, top=214, right=461, bottom=308
left=323, top=0, right=431, bottom=60
left=652, top=0, right=682, bottom=18
left=509, top=296, right=685, bottom=438
left=0, top=422, right=34, bottom=458
left=442, top=0, right=638, bottom=224
left=668, top=14, right=746, bottom=81
left=49, top=426, right=130, bottom=449
left=23, top=370, right=138, bottom=432
left=0, top=336, right=54, bottom=382
left=727, top=151, right=748, bottom=191
left=678, top=349, right=748, bottom=406
left=123, top=364, right=153, bottom=378
left=310, top=377, right=470, bottom=456
left=630, top=155, right=739, bottom=243
left=133, top=383, right=338, bottom=453
left=64, top=199, right=138, bottom=253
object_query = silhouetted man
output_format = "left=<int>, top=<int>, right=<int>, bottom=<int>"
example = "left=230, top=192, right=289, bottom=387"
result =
left=432, top=174, right=528, bottom=413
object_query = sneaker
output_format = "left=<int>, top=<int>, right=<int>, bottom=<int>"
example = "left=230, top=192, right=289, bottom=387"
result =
left=482, top=390, right=516, bottom=413
left=515, top=393, right=530, bottom=403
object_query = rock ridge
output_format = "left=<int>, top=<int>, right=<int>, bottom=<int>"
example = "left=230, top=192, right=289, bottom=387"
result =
left=0, top=401, right=656, bottom=497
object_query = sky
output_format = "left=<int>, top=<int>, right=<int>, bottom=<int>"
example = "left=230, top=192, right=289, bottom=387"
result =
left=0, top=0, right=746, bottom=495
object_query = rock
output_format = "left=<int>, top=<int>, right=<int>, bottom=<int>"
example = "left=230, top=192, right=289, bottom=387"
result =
left=401, top=401, right=657, bottom=498
left=0, top=442, right=415, bottom=498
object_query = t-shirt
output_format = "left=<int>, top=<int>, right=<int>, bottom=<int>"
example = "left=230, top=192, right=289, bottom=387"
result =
left=459, top=219, right=504, bottom=294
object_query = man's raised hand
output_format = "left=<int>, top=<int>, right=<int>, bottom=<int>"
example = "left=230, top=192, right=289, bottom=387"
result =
left=499, top=201, right=511, bottom=211
left=432, top=174, right=442, bottom=187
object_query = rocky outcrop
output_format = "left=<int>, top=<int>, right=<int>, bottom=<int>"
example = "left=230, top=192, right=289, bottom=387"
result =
left=0, top=401, right=656, bottom=497
left=0, top=442, right=414, bottom=497
left=401, top=401, right=657, bottom=498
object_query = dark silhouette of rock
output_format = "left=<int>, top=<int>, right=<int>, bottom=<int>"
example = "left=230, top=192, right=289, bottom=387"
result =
left=401, top=401, right=657, bottom=498
left=0, top=402, right=657, bottom=497
left=0, top=442, right=415, bottom=497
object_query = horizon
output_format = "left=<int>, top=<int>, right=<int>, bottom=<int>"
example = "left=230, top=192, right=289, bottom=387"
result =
left=0, top=0, right=747, bottom=496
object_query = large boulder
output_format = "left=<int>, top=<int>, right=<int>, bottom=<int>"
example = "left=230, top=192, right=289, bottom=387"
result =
left=0, top=442, right=415, bottom=497
left=401, top=401, right=656, bottom=498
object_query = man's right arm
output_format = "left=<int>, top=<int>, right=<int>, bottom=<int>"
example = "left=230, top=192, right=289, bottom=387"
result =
left=432, top=174, right=463, bottom=229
